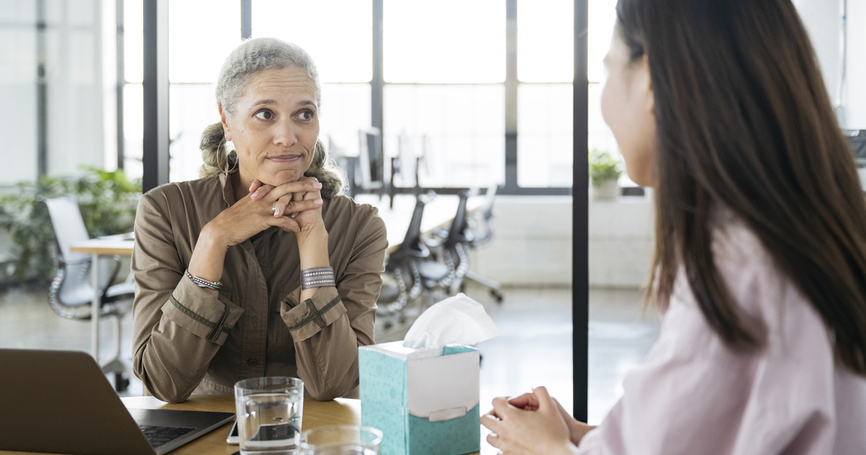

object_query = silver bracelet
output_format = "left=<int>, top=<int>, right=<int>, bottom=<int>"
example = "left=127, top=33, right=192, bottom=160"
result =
left=301, top=266, right=335, bottom=290
left=186, top=269, right=223, bottom=290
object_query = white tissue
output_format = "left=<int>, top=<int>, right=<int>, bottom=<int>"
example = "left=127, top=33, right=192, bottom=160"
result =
left=402, top=293, right=498, bottom=349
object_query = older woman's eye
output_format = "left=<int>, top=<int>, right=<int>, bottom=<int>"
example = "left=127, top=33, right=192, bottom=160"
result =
left=254, top=110, right=273, bottom=120
left=298, top=110, right=314, bottom=121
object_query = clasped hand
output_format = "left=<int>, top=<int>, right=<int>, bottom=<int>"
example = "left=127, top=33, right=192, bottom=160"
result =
left=207, top=176, right=324, bottom=248
left=480, top=386, right=592, bottom=455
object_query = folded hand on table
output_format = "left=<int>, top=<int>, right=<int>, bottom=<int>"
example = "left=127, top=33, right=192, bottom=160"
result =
left=480, top=386, right=594, bottom=455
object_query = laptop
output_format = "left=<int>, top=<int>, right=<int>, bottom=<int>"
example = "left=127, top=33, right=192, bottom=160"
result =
left=0, top=349, right=235, bottom=455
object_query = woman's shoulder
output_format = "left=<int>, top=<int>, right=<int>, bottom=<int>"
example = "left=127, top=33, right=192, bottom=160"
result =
left=142, top=175, right=224, bottom=205
left=705, top=209, right=819, bottom=332
left=142, top=174, right=223, bottom=203
left=323, top=195, right=387, bottom=239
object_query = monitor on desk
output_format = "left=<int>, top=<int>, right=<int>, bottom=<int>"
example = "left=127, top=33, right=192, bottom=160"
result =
left=358, top=127, right=384, bottom=191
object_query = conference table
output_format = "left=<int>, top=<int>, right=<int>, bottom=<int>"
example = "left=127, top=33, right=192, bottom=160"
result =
left=68, top=194, right=482, bottom=370
left=1, top=394, right=486, bottom=454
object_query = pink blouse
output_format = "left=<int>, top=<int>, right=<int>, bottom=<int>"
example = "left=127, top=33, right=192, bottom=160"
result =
left=578, top=214, right=866, bottom=454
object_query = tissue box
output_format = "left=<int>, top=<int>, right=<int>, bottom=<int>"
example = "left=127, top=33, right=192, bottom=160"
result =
left=359, top=341, right=480, bottom=455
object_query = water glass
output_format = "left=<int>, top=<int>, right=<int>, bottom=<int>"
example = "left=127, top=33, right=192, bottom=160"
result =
left=298, top=425, right=383, bottom=455
left=234, top=376, right=304, bottom=455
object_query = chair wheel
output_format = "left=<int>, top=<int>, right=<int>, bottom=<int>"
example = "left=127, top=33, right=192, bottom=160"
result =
left=114, top=373, right=130, bottom=392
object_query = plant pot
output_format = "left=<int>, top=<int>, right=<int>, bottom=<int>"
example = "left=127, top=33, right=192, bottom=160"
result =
left=594, top=179, right=620, bottom=201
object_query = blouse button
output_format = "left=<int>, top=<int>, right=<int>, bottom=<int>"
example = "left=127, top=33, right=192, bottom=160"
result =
left=247, top=358, right=259, bottom=367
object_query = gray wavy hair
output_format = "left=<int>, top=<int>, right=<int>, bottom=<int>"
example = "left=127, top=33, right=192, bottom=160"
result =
left=199, top=37, right=344, bottom=199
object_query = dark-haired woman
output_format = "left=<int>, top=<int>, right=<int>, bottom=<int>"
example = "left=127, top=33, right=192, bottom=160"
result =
left=130, top=38, right=387, bottom=403
left=481, top=0, right=866, bottom=453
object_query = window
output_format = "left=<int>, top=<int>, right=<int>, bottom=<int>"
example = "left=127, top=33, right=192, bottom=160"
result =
left=518, top=84, right=572, bottom=187
left=252, top=0, right=372, bottom=83
left=385, top=85, right=505, bottom=187
left=517, top=0, right=573, bottom=83
left=124, top=0, right=604, bottom=193
left=384, top=0, right=504, bottom=83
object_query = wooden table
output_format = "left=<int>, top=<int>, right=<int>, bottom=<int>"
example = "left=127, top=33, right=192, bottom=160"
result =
left=0, top=395, right=360, bottom=455
left=1, top=394, right=486, bottom=454
left=129, top=395, right=362, bottom=455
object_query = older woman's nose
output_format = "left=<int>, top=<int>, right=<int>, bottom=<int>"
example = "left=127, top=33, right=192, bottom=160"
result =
left=272, top=119, right=298, bottom=147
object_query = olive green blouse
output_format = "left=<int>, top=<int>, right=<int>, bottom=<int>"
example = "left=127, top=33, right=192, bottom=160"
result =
left=130, top=172, right=387, bottom=403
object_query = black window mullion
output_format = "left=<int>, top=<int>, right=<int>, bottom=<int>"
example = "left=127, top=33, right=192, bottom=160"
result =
left=504, top=0, right=518, bottom=193
left=572, top=0, right=590, bottom=424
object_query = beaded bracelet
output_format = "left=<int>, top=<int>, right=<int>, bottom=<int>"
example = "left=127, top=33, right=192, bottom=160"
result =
left=301, top=266, right=335, bottom=290
left=185, top=269, right=223, bottom=291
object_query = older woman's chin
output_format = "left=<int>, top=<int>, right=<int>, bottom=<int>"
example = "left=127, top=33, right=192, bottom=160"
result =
left=262, top=169, right=306, bottom=187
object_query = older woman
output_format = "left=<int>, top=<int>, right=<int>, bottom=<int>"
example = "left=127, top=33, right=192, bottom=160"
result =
left=482, top=0, right=866, bottom=453
left=131, top=38, right=387, bottom=403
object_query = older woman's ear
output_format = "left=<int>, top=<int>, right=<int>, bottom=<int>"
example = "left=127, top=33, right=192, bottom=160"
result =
left=218, top=103, right=232, bottom=142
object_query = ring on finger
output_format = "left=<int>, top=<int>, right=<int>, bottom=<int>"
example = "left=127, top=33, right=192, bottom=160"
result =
left=272, top=201, right=278, bottom=216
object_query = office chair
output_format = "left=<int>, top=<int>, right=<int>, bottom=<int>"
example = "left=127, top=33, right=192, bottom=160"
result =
left=464, top=185, right=504, bottom=302
left=43, top=196, right=135, bottom=391
left=431, top=188, right=477, bottom=294
left=377, top=191, right=449, bottom=318
left=431, top=185, right=503, bottom=302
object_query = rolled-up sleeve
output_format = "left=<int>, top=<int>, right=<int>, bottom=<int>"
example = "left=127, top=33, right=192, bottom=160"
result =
left=131, top=192, right=244, bottom=403
left=279, top=212, right=387, bottom=401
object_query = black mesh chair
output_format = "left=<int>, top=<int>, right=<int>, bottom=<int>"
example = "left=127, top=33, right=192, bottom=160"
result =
left=432, top=185, right=503, bottom=302
left=43, top=196, right=134, bottom=391
left=464, top=185, right=503, bottom=301
left=377, top=191, right=449, bottom=317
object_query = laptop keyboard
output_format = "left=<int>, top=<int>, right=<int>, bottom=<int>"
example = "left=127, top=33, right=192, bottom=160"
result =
left=139, top=425, right=196, bottom=448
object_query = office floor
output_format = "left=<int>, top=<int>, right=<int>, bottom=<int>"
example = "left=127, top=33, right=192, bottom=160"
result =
left=0, top=282, right=659, bottom=438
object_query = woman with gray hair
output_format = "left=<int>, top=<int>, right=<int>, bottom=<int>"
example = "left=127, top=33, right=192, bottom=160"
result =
left=131, top=37, right=387, bottom=402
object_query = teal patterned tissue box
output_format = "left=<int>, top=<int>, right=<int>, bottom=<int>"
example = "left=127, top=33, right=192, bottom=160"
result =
left=359, top=341, right=480, bottom=455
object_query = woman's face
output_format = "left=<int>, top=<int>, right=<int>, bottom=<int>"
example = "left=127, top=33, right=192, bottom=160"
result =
left=600, top=28, right=657, bottom=187
left=221, top=65, right=319, bottom=188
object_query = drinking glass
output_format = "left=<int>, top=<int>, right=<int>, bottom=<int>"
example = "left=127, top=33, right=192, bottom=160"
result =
left=298, top=425, right=383, bottom=455
left=234, top=376, right=304, bottom=455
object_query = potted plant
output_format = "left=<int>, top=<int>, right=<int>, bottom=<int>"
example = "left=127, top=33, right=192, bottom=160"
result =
left=0, top=167, right=141, bottom=284
left=589, top=149, right=623, bottom=200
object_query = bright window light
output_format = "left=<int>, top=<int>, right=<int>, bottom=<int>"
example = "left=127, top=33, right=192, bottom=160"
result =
left=124, top=0, right=142, bottom=83
left=517, top=0, right=574, bottom=83
left=169, top=0, right=241, bottom=83
left=252, top=0, right=372, bottom=83
left=384, top=85, right=505, bottom=187
left=518, top=84, right=573, bottom=187
left=384, top=0, right=505, bottom=83
left=588, top=0, right=617, bottom=83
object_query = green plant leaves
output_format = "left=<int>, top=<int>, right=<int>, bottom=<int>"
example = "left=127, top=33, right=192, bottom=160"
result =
left=0, top=167, right=141, bottom=283
left=588, top=149, right=623, bottom=188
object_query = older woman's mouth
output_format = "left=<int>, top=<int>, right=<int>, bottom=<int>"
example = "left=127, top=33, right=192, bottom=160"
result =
left=267, top=154, right=303, bottom=163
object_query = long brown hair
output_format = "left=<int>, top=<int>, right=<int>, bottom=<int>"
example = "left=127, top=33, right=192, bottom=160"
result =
left=617, top=0, right=866, bottom=373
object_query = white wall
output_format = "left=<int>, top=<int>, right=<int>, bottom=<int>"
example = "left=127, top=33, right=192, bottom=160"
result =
left=468, top=195, right=653, bottom=288
left=470, top=197, right=573, bottom=286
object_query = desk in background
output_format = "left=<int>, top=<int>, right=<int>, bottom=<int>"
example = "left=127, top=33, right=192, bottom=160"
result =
left=355, top=194, right=484, bottom=254
left=69, top=234, right=135, bottom=376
